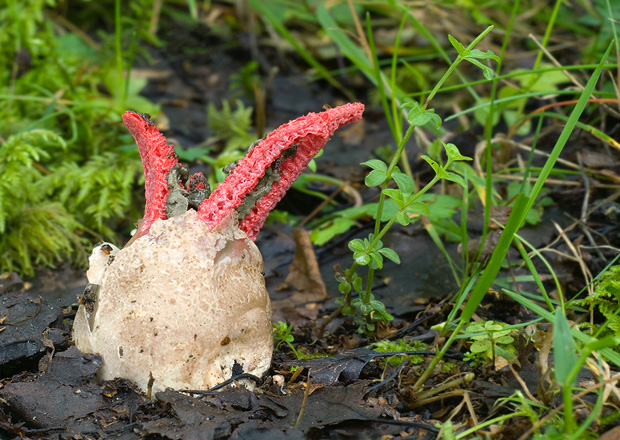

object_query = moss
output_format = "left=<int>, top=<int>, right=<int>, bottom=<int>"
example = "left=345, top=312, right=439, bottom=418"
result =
left=575, top=265, right=620, bottom=337
left=0, top=129, right=141, bottom=277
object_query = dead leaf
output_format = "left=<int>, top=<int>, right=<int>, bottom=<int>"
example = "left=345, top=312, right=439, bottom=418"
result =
left=489, top=205, right=512, bottom=229
left=0, top=291, right=66, bottom=371
left=284, top=228, right=327, bottom=300
left=272, top=229, right=328, bottom=325
left=0, top=347, right=104, bottom=429
left=282, top=348, right=458, bottom=386
left=337, top=118, right=365, bottom=145
left=580, top=150, right=620, bottom=168
left=598, top=424, right=620, bottom=440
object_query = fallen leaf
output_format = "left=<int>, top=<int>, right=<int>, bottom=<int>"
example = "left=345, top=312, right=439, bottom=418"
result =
left=284, top=228, right=328, bottom=300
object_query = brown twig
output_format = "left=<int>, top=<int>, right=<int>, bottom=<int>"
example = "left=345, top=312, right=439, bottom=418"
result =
left=294, top=375, right=312, bottom=429
left=316, top=306, right=343, bottom=339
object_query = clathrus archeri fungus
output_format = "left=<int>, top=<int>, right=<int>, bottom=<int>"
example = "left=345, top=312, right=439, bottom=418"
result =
left=73, top=103, right=365, bottom=396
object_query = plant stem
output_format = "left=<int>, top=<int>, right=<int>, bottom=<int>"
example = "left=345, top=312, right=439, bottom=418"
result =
left=368, top=175, right=441, bottom=252
left=415, top=372, right=475, bottom=400
left=414, top=320, right=465, bottom=388
left=426, top=25, right=495, bottom=105
left=562, top=385, right=575, bottom=434
left=114, top=0, right=125, bottom=103
left=509, top=0, right=562, bottom=136
left=362, top=267, right=375, bottom=304
left=374, top=123, right=416, bottom=237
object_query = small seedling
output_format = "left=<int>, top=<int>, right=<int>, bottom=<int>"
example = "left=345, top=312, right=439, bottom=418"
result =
left=273, top=321, right=297, bottom=354
left=336, top=140, right=472, bottom=337
left=329, top=29, right=495, bottom=337
left=273, top=321, right=306, bottom=361
left=461, top=320, right=517, bottom=367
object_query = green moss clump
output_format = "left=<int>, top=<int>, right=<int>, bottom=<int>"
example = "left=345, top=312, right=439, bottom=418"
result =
left=575, top=265, right=620, bottom=337
left=0, top=130, right=84, bottom=277
left=0, top=129, right=142, bottom=277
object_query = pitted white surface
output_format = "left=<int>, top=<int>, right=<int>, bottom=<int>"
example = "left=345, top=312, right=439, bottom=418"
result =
left=73, top=210, right=272, bottom=395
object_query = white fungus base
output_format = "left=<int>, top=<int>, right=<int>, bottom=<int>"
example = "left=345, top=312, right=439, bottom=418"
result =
left=73, top=210, right=273, bottom=396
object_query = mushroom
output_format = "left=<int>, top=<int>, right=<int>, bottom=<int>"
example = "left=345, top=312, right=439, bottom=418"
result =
left=72, top=103, right=365, bottom=395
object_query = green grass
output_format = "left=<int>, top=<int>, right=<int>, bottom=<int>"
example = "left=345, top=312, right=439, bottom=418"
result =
left=250, top=1, right=620, bottom=437
left=0, top=0, right=158, bottom=276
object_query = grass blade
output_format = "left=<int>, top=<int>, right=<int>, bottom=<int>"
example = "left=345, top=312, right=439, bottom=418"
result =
left=503, top=288, right=620, bottom=367
left=459, top=41, right=613, bottom=324
left=553, top=309, right=578, bottom=387
left=246, top=0, right=350, bottom=98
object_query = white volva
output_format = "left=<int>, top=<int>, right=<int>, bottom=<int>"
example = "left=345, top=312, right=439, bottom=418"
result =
left=73, top=210, right=273, bottom=395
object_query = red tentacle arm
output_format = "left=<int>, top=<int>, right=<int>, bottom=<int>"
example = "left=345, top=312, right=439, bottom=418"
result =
left=122, top=111, right=179, bottom=240
left=198, top=103, right=365, bottom=239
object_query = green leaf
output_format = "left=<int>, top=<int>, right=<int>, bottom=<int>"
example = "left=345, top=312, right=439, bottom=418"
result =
left=513, top=64, right=568, bottom=92
left=383, top=188, right=406, bottom=207
left=348, top=239, right=365, bottom=252
left=354, top=251, right=371, bottom=266
left=307, top=159, right=317, bottom=172
left=421, top=155, right=446, bottom=179
left=378, top=199, right=400, bottom=222
left=352, top=276, right=363, bottom=291
left=468, top=48, right=500, bottom=61
left=369, top=299, right=386, bottom=313
left=443, top=142, right=471, bottom=163
left=392, top=172, right=415, bottom=193
left=395, top=211, right=410, bottom=226
left=407, top=108, right=431, bottom=126
left=369, top=252, right=383, bottom=270
left=553, top=309, right=578, bottom=387
left=494, top=345, right=516, bottom=361
left=443, top=171, right=467, bottom=188
left=338, top=281, right=351, bottom=294
left=470, top=340, right=491, bottom=354
left=496, top=336, right=514, bottom=345
left=467, top=323, right=484, bottom=333
left=380, top=311, right=394, bottom=322
left=365, top=169, right=388, bottom=187
left=175, top=147, right=211, bottom=162
left=428, top=112, right=443, bottom=129
left=378, top=247, right=400, bottom=264
left=419, top=194, right=461, bottom=220
left=342, top=305, right=356, bottom=316
left=361, top=159, right=388, bottom=172
left=405, top=201, right=430, bottom=217
left=401, top=101, right=442, bottom=128
left=465, top=57, right=495, bottom=80
left=310, top=218, right=356, bottom=246
left=448, top=34, right=467, bottom=56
